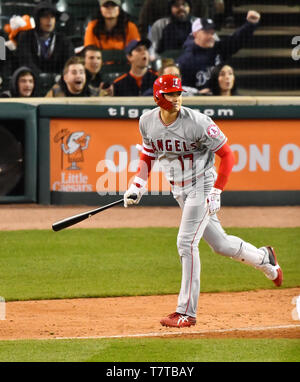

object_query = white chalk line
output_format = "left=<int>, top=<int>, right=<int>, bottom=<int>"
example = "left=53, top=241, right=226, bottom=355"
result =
left=2, top=324, right=300, bottom=342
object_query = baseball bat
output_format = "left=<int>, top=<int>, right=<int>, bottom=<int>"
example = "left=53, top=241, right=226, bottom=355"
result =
left=52, top=196, right=136, bottom=232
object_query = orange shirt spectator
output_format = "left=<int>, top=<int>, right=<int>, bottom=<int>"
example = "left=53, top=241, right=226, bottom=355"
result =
left=84, top=0, right=140, bottom=50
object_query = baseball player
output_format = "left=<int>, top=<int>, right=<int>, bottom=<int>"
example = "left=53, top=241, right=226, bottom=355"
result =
left=124, top=74, right=283, bottom=328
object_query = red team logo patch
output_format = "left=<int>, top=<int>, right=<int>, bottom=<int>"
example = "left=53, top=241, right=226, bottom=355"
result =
left=207, top=124, right=220, bottom=138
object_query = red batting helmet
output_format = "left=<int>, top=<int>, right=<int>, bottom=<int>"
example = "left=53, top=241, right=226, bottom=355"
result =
left=153, top=74, right=184, bottom=110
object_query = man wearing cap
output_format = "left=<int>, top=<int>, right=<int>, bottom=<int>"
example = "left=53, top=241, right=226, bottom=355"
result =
left=176, top=10, right=260, bottom=93
left=16, top=2, right=74, bottom=75
left=149, top=0, right=195, bottom=59
left=112, top=39, right=158, bottom=96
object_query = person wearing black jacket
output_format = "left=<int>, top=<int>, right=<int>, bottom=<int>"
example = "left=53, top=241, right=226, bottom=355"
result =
left=0, top=66, right=38, bottom=97
left=113, top=39, right=158, bottom=96
left=45, top=56, right=100, bottom=97
left=16, top=2, right=74, bottom=76
left=149, top=0, right=194, bottom=59
left=176, top=10, right=260, bottom=92
left=138, top=0, right=217, bottom=39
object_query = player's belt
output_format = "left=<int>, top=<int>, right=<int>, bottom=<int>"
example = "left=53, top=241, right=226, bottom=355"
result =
left=170, top=179, right=192, bottom=187
left=170, top=173, right=205, bottom=187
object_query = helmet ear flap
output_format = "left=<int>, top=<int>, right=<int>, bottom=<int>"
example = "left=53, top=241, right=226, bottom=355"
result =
left=153, top=90, right=160, bottom=106
left=154, top=90, right=160, bottom=100
left=157, top=92, right=173, bottom=111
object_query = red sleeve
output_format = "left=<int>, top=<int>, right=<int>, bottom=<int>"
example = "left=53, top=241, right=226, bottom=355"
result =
left=133, top=144, right=156, bottom=188
left=135, top=152, right=153, bottom=183
left=214, top=143, right=235, bottom=191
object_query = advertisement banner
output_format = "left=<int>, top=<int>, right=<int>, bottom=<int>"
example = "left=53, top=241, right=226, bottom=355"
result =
left=50, top=118, right=300, bottom=193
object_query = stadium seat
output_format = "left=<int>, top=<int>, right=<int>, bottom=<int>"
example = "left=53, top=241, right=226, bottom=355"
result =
left=62, top=0, right=99, bottom=37
left=100, top=49, right=129, bottom=83
left=38, top=72, right=58, bottom=96
left=0, top=0, right=37, bottom=18
left=66, top=0, right=97, bottom=5
left=122, top=0, right=144, bottom=23
left=0, top=15, right=10, bottom=31
left=64, top=0, right=99, bottom=19
left=160, top=49, right=183, bottom=60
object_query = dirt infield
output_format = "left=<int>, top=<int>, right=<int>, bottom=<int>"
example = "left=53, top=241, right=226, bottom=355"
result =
left=0, top=205, right=299, bottom=230
left=0, top=205, right=299, bottom=341
left=1, top=288, right=300, bottom=341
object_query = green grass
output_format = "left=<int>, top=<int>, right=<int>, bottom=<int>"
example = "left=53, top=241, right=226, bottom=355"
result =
left=0, top=338, right=299, bottom=362
left=0, top=227, right=299, bottom=363
left=0, top=227, right=299, bottom=301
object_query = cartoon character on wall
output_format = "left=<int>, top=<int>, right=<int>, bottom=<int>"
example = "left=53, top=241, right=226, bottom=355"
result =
left=54, top=129, right=91, bottom=170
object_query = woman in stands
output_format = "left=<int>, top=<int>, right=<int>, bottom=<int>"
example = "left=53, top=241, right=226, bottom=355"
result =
left=158, top=58, right=201, bottom=96
left=209, top=64, right=238, bottom=96
left=84, top=0, right=140, bottom=50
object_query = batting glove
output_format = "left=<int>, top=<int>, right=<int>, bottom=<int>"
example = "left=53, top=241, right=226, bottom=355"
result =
left=207, top=187, right=222, bottom=215
left=124, top=183, right=145, bottom=208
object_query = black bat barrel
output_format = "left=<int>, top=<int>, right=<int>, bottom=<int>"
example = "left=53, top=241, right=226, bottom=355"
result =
left=52, top=199, right=124, bottom=231
left=52, top=195, right=137, bottom=232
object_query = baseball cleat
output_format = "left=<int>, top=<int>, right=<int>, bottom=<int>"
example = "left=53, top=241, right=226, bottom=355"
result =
left=160, top=312, right=196, bottom=328
left=265, top=246, right=283, bottom=287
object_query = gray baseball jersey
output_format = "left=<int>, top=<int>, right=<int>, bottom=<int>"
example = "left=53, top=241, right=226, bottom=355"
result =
left=135, top=105, right=277, bottom=320
left=139, top=106, right=227, bottom=185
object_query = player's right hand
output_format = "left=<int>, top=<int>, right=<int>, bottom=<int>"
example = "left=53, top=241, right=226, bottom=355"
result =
left=124, top=184, right=144, bottom=208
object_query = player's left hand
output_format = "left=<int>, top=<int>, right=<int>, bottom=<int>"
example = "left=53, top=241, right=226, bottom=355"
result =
left=246, top=10, right=261, bottom=24
left=207, top=187, right=222, bottom=215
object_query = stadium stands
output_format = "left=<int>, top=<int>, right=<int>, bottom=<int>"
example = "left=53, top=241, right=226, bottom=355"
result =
left=219, top=0, right=300, bottom=95
left=122, top=0, right=144, bottom=24
left=0, top=0, right=299, bottom=96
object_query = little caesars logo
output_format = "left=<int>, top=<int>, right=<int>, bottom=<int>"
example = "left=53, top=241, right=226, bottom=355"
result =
left=53, top=129, right=93, bottom=191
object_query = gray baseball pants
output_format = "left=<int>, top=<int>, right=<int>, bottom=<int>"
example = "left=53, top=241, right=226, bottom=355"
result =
left=172, top=169, right=267, bottom=318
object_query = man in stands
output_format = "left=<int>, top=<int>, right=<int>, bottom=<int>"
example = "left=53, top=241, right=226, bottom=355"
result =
left=82, top=45, right=113, bottom=96
left=0, top=66, right=38, bottom=97
left=46, top=56, right=100, bottom=97
left=113, top=39, right=157, bottom=96
left=176, top=10, right=260, bottom=93
left=16, top=2, right=74, bottom=75
left=149, top=0, right=194, bottom=59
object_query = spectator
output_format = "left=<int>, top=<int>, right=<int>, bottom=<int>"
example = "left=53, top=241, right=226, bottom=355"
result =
left=158, top=58, right=199, bottom=96
left=0, top=66, right=38, bottom=97
left=176, top=10, right=260, bottom=92
left=45, top=56, right=100, bottom=97
left=82, top=45, right=103, bottom=89
left=16, top=2, right=74, bottom=75
left=113, top=39, right=158, bottom=96
left=209, top=63, right=238, bottom=95
left=138, top=0, right=216, bottom=39
left=81, top=45, right=113, bottom=96
left=149, top=0, right=194, bottom=59
left=84, top=0, right=140, bottom=50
